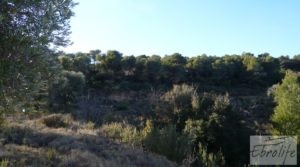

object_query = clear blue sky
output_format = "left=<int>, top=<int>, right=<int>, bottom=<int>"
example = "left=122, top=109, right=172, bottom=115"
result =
left=63, top=0, right=300, bottom=57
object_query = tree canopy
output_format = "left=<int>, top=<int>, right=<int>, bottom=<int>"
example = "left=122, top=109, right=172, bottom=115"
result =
left=272, top=71, right=300, bottom=136
left=0, top=0, right=76, bottom=112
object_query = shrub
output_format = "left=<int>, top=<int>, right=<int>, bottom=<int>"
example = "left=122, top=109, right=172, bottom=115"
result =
left=267, top=84, right=279, bottom=98
left=42, top=114, right=68, bottom=128
left=141, top=120, right=154, bottom=138
left=197, top=143, right=225, bottom=167
left=161, top=84, right=196, bottom=113
left=114, top=100, right=129, bottom=111
left=142, top=120, right=160, bottom=151
left=0, top=159, right=8, bottom=167
left=161, top=84, right=198, bottom=129
left=182, top=93, right=251, bottom=166
left=49, top=70, right=85, bottom=111
left=143, top=123, right=192, bottom=162
left=102, top=121, right=192, bottom=162
left=47, top=148, right=57, bottom=161
left=120, top=125, right=141, bottom=146
left=102, top=112, right=115, bottom=123
left=101, top=122, right=141, bottom=146
left=85, top=121, right=95, bottom=130
left=101, top=122, right=123, bottom=140
left=1, top=127, right=30, bottom=145
left=183, top=119, right=204, bottom=143
left=157, top=125, right=191, bottom=162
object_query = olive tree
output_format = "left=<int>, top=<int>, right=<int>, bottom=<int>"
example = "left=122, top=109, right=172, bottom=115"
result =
left=0, top=0, right=76, bottom=113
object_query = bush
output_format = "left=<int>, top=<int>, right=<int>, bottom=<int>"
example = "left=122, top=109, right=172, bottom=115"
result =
left=0, top=159, right=8, bottom=167
left=85, top=121, right=95, bottom=130
left=170, top=92, right=251, bottom=166
left=102, top=120, right=192, bottom=162
left=49, top=70, right=85, bottom=111
left=121, top=125, right=140, bottom=146
left=42, top=114, right=68, bottom=128
left=114, top=100, right=129, bottom=111
left=267, top=84, right=279, bottom=98
left=161, top=84, right=198, bottom=129
left=102, top=112, right=116, bottom=123
left=183, top=119, right=204, bottom=143
left=46, top=148, right=57, bottom=161
left=143, top=123, right=192, bottom=162
left=101, top=122, right=141, bottom=146
left=197, top=143, right=225, bottom=167
left=161, top=84, right=197, bottom=113
left=101, top=122, right=123, bottom=140
left=1, top=127, right=31, bottom=145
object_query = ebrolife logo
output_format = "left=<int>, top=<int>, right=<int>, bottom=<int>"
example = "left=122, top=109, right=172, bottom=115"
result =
left=250, top=136, right=297, bottom=165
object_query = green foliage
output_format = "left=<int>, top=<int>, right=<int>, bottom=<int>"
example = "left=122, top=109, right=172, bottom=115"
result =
left=160, top=86, right=251, bottom=166
left=0, top=0, right=76, bottom=113
left=103, top=50, right=123, bottom=72
left=161, top=84, right=198, bottom=129
left=186, top=54, right=213, bottom=80
left=141, top=120, right=160, bottom=150
left=101, top=122, right=141, bottom=146
left=272, top=71, right=300, bottom=136
left=183, top=119, right=204, bottom=143
left=0, top=3, right=295, bottom=164
left=0, top=53, right=59, bottom=113
left=267, top=84, right=279, bottom=98
left=162, top=84, right=196, bottom=112
left=162, top=53, right=186, bottom=66
left=102, top=112, right=116, bottom=123
left=161, top=54, right=187, bottom=83
left=73, top=53, right=91, bottom=74
left=46, top=148, right=57, bottom=161
left=101, top=122, right=124, bottom=140
left=259, top=54, right=282, bottom=84
left=144, top=56, right=162, bottom=82
left=122, top=55, right=136, bottom=75
left=0, top=0, right=76, bottom=47
left=294, top=54, right=300, bottom=60
left=121, top=125, right=141, bottom=146
left=2, top=1, right=289, bottom=166
left=85, top=121, right=95, bottom=130
left=57, top=50, right=289, bottom=93
left=141, top=120, right=154, bottom=138
left=160, top=82, right=249, bottom=164
left=49, top=70, right=85, bottom=111
left=0, top=159, right=8, bottom=167
left=58, top=55, right=74, bottom=71
left=143, top=124, right=192, bottom=162
left=242, top=53, right=262, bottom=72
left=197, top=143, right=225, bottom=167
left=101, top=120, right=192, bottom=162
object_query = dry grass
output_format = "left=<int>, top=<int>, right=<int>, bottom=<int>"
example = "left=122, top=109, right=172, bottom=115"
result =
left=0, top=113, right=177, bottom=167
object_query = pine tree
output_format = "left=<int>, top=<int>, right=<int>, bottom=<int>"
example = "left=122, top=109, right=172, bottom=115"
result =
left=272, top=70, right=300, bottom=136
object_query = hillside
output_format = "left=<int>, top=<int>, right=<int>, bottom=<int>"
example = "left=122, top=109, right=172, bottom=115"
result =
left=1, top=0, right=300, bottom=166
left=0, top=114, right=177, bottom=167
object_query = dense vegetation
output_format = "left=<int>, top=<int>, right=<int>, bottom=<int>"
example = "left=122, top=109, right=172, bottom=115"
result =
left=51, top=50, right=300, bottom=166
left=58, top=50, right=300, bottom=90
left=1, top=0, right=300, bottom=166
